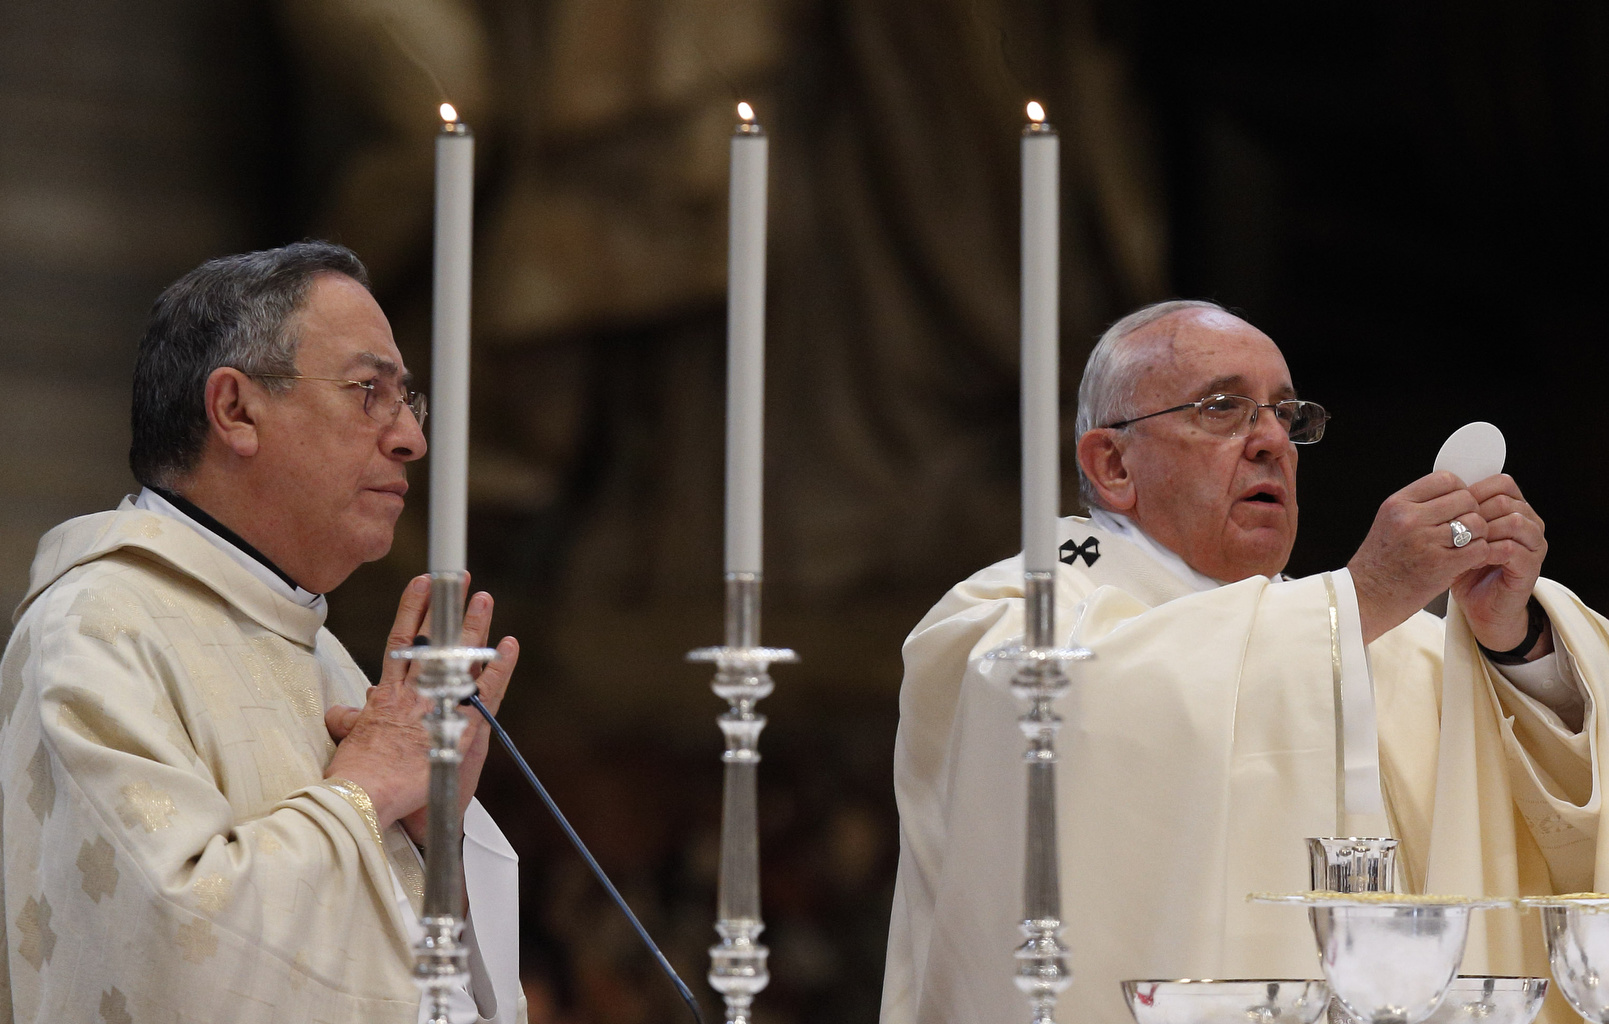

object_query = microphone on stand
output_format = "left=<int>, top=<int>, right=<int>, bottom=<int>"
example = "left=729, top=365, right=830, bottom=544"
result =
left=462, top=692, right=708, bottom=1024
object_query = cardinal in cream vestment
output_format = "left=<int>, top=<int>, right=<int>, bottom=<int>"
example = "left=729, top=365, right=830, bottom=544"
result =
left=0, top=503, right=524, bottom=1023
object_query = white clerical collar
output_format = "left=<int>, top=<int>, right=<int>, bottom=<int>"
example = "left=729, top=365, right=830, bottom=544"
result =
left=1086, top=508, right=1232, bottom=593
left=135, top=488, right=327, bottom=612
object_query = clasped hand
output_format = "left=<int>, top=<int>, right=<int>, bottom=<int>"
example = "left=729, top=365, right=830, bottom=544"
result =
left=322, top=574, right=519, bottom=840
left=1348, top=472, right=1548, bottom=649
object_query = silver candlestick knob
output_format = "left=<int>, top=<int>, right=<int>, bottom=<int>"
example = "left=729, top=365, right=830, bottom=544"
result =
left=688, top=572, right=797, bottom=1024
left=390, top=571, right=499, bottom=1024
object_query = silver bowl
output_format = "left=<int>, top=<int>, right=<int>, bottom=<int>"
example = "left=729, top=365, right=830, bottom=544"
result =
left=1534, top=901, right=1609, bottom=1023
left=1121, top=979, right=1331, bottom=1024
left=1419, top=977, right=1546, bottom=1024
left=1311, top=903, right=1471, bottom=1024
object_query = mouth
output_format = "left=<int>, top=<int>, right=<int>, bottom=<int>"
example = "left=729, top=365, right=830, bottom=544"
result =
left=367, top=483, right=409, bottom=500
left=1238, top=484, right=1285, bottom=506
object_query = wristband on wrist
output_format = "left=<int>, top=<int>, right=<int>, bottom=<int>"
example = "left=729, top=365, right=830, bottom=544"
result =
left=1477, top=597, right=1547, bottom=666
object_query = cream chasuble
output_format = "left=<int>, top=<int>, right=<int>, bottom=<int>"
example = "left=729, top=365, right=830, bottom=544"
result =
left=882, top=514, right=1609, bottom=1024
left=0, top=502, right=526, bottom=1023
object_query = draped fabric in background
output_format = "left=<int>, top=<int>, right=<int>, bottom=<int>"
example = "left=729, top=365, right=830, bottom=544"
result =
left=272, top=0, right=1165, bottom=612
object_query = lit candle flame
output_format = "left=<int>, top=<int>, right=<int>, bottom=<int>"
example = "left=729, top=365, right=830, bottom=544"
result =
left=1026, top=100, right=1045, bottom=123
left=439, top=102, right=459, bottom=123
left=737, top=101, right=755, bottom=122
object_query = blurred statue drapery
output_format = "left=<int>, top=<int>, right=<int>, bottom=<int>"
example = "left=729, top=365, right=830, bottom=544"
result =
left=275, top=0, right=1168, bottom=600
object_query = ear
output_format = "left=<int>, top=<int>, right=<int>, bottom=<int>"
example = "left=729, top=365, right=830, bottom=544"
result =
left=204, top=368, right=261, bottom=458
left=1076, top=428, right=1136, bottom=512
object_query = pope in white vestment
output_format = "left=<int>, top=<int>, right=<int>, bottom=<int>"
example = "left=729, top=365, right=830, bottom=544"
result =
left=0, top=499, right=525, bottom=1024
left=884, top=511, right=1607, bottom=1024
left=882, top=300, right=1609, bottom=1024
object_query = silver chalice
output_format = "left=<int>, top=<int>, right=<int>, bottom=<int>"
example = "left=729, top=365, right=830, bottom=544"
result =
left=1254, top=892, right=1511, bottom=1024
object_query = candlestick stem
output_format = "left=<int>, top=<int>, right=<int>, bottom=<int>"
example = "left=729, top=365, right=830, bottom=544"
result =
left=689, top=573, right=797, bottom=1024
left=390, top=572, right=498, bottom=1024
left=986, top=571, right=1092, bottom=1024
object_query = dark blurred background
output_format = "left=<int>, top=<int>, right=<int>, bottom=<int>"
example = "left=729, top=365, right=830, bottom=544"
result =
left=2, top=1, right=1606, bottom=1021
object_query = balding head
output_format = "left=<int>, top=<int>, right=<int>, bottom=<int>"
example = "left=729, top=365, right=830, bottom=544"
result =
left=1074, top=300, right=1231, bottom=510
left=1074, top=302, right=1302, bottom=581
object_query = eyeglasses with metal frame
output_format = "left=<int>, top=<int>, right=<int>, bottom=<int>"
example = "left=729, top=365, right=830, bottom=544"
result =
left=1103, top=393, right=1329, bottom=444
left=248, top=373, right=428, bottom=429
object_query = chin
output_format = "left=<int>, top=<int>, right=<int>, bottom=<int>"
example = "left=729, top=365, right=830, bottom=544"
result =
left=338, top=520, right=398, bottom=571
left=1217, top=541, right=1293, bottom=582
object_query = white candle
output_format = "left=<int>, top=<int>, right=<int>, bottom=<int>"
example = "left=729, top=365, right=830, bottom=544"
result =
left=429, top=104, right=474, bottom=575
left=725, top=103, right=768, bottom=575
left=1021, top=102, right=1060, bottom=572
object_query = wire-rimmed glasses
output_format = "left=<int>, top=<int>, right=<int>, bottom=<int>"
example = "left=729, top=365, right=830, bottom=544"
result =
left=250, top=373, right=428, bottom=429
left=1104, top=394, right=1328, bottom=443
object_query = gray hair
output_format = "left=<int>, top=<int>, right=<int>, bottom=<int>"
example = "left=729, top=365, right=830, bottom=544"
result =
left=129, top=241, right=370, bottom=488
left=1074, top=298, right=1229, bottom=510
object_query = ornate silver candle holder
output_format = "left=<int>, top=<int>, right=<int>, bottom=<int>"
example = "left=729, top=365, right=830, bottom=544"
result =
left=1254, top=892, right=1510, bottom=1024
left=984, top=572, right=1094, bottom=1024
left=389, top=572, right=500, bottom=1024
left=1121, top=979, right=1331, bottom=1024
left=1421, top=977, right=1547, bottom=1024
left=687, top=572, right=796, bottom=1024
left=1520, top=894, right=1609, bottom=1023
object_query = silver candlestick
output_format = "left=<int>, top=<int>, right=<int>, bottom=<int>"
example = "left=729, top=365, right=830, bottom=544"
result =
left=989, top=571, right=1093, bottom=1024
left=390, top=571, right=499, bottom=1024
left=688, top=572, right=797, bottom=1024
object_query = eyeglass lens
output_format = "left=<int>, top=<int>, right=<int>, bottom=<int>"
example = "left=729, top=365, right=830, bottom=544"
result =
left=362, top=379, right=427, bottom=426
left=1199, top=396, right=1323, bottom=442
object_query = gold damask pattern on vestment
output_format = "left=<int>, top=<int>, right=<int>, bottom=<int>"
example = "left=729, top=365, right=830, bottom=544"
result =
left=25, top=741, right=54, bottom=822
left=76, top=837, right=118, bottom=902
left=69, top=588, right=140, bottom=647
left=174, top=918, right=217, bottom=964
left=192, top=874, right=232, bottom=913
left=117, top=780, right=176, bottom=832
left=245, top=636, right=323, bottom=719
left=98, top=985, right=134, bottom=1024
left=16, top=895, right=55, bottom=970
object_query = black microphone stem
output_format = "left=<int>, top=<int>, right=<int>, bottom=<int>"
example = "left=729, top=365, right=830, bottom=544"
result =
left=466, top=694, right=708, bottom=1024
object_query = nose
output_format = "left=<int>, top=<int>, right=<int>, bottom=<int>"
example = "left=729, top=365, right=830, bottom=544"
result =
left=385, top=405, right=428, bottom=461
left=1243, top=405, right=1294, bottom=460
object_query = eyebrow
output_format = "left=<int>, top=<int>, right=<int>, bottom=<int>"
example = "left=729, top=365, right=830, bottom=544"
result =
left=346, top=352, right=413, bottom=388
left=1197, top=374, right=1297, bottom=401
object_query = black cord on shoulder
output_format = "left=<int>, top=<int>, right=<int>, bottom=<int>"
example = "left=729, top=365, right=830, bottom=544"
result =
left=466, top=694, right=708, bottom=1024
